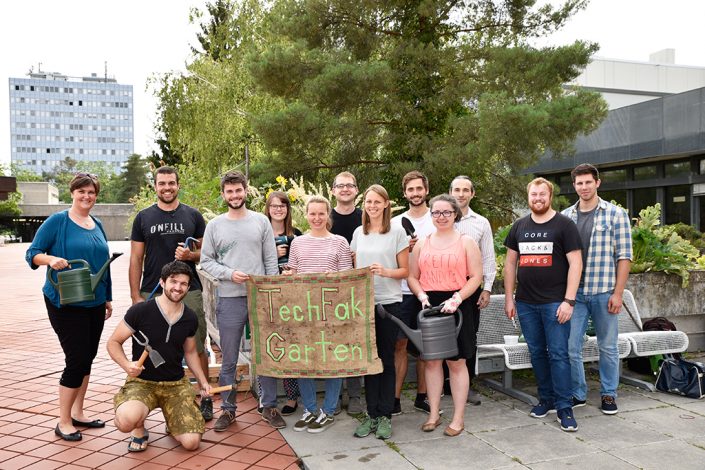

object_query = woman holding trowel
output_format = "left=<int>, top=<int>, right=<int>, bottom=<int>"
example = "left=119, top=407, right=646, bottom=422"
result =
left=350, top=184, right=409, bottom=440
left=25, top=173, right=113, bottom=441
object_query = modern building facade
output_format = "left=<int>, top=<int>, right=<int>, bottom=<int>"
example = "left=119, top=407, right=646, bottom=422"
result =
left=8, top=69, right=134, bottom=174
left=528, top=86, right=705, bottom=231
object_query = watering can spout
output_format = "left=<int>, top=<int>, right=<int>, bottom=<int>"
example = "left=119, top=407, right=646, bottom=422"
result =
left=375, top=304, right=424, bottom=353
left=90, top=252, right=123, bottom=291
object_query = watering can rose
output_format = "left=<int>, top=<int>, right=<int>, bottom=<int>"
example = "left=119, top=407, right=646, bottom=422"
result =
left=246, top=268, right=382, bottom=378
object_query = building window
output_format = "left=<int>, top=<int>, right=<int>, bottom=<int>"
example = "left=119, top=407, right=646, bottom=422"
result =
left=599, top=190, right=627, bottom=208
left=600, top=169, right=626, bottom=183
left=634, top=165, right=657, bottom=180
left=665, top=185, right=691, bottom=225
left=633, top=188, right=658, bottom=218
left=665, top=161, right=690, bottom=178
left=700, top=158, right=705, bottom=175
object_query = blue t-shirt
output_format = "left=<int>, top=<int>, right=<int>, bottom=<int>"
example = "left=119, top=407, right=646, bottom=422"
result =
left=26, top=210, right=112, bottom=308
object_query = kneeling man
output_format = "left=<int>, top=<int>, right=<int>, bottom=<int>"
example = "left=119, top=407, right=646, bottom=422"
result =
left=107, top=261, right=211, bottom=452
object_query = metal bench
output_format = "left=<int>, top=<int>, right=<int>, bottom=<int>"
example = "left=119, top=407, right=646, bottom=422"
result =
left=476, top=290, right=688, bottom=403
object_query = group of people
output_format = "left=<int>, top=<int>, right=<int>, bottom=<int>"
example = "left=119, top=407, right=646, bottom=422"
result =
left=25, top=161, right=631, bottom=452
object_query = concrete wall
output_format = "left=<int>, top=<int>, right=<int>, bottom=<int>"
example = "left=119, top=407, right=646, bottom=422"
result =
left=626, top=271, right=705, bottom=351
left=20, top=203, right=133, bottom=241
left=18, top=182, right=59, bottom=204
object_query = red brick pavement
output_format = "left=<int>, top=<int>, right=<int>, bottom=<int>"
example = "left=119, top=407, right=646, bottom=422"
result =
left=0, top=241, right=300, bottom=470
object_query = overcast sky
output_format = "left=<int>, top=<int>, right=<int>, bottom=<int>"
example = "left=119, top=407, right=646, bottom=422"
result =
left=2, top=0, right=704, bottom=168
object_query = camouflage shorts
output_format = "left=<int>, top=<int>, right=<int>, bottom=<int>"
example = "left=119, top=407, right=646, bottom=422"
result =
left=114, top=376, right=205, bottom=435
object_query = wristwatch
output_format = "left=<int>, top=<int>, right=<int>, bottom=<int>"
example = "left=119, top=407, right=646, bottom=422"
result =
left=564, top=298, right=576, bottom=306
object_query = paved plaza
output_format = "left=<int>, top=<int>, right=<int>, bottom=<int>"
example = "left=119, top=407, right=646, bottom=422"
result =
left=1, top=240, right=704, bottom=470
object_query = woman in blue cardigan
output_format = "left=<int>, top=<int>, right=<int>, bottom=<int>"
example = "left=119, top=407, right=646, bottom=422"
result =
left=26, top=173, right=113, bottom=441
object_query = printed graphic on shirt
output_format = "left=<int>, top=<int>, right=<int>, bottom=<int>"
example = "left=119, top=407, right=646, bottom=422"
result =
left=518, top=241, right=554, bottom=267
left=149, top=222, right=186, bottom=236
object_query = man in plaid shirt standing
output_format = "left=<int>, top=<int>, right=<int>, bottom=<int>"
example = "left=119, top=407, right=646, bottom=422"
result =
left=562, top=163, right=632, bottom=415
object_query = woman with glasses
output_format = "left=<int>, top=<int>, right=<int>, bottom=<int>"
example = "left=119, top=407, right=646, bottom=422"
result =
left=25, top=173, right=113, bottom=441
left=261, top=191, right=301, bottom=416
left=407, top=194, right=483, bottom=437
left=350, top=185, right=409, bottom=440
left=285, top=195, right=353, bottom=434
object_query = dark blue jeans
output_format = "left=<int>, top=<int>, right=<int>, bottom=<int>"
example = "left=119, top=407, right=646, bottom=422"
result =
left=516, top=301, right=572, bottom=411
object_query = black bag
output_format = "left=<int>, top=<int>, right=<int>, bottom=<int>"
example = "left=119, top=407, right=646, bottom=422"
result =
left=655, top=358, right=705, bottom=399
left=626, top=317, right=680, bottom=375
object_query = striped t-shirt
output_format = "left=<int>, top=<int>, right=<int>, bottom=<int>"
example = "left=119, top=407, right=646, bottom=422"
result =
left=288, top=234, right=353, bottom=274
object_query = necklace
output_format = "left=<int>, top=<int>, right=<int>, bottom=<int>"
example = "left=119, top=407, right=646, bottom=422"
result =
left=70, top=209, right=93, bottom=227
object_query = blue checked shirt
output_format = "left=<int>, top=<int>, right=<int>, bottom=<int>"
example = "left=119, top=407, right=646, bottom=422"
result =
left=562, top=198, right=632, bottom=295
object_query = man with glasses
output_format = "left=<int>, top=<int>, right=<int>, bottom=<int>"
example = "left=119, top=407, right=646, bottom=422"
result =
left=129, top=166, right=212, bottom=420
left=503, top=178, right=582, bottom=432
left=330, top=171, right=364, bottom=415
left=449, top=176, right=496, bottom=406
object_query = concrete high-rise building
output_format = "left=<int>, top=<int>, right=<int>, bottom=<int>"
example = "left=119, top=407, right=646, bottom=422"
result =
left=8, top=68, right=134, bottom=174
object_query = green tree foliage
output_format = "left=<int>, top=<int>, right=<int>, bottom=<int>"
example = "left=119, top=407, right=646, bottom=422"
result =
left=248, top=0, right=607, bottom=222
left=5, top=164, right=43, bottom=182
left=117, top=154, right=149, bottom=202
left=191, top=0, right=239, bottom=61
left=153, top=0, right=274, bottom=178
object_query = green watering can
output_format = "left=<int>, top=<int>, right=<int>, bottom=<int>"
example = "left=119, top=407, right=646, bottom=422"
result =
left=47, top=252, right=123, bottom=305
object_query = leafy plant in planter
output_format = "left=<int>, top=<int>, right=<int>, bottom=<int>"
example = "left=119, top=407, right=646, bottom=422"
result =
left=631, top=204, right=703, bottom=287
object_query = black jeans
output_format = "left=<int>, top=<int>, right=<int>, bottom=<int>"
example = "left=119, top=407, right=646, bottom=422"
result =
left=365, top=302, right=401, bottom=419
left=45, top=296, right=105, bottom=388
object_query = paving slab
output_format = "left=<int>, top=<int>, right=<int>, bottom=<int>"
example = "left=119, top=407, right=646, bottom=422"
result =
left=620, top=406, right=705, bottom=441
left=570, top=414, right=671, bottom=451
left=302, top=446, right=417, bottom=470
left=526, top=451, right=637, bottom=470
left=398, top=432, right=517, bottom=470
left=610, top=439, right=705, bottom=470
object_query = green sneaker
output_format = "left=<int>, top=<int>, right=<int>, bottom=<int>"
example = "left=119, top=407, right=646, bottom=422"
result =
left=375, top=416, right=392, bottom=440
left=353, top=414, right=377, bottom=438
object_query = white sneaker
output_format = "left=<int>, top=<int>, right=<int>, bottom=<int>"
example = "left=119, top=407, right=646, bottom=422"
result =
left=293, top=410, right=316, bottom=432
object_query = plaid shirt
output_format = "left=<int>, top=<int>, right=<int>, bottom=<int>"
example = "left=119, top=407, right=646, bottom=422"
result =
left=562, top=197, right=632, bottom=295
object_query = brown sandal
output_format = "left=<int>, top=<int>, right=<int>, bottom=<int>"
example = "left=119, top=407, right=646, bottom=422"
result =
left=421, top=419, right=442, bottom=432
left=444, top=425, right=464, bottom=437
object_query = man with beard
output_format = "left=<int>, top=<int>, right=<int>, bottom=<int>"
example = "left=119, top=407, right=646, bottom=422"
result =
left=503, top=178, right=582, bottom=432
left=199, top=171, right=283, bottom=431
left=562, top=164, right=632, bottom=415
left=330, top=171, right=364, bottom=415
left=108, top=261, right=211, bottom=452
left=449, top=176, right=496, bottom=405
left=391, top=171, right=437, bottom=415
left=128, top=167, right=212, bottom=419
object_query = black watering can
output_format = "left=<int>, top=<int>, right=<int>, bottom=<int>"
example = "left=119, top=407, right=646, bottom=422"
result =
left=47, top=252, right=123, bottom=305
left=376, top=303, right=463, bottom=360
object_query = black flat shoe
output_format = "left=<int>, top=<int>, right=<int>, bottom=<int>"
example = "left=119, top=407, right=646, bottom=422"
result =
left=281, top=403, right=298, bottom=416
left=71, top=418, right=106, bottom=428
left=55, top=424, right=82, bottom=441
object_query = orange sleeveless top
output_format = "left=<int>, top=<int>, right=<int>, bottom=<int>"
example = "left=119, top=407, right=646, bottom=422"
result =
left=418, top=235, right=468, bottom=291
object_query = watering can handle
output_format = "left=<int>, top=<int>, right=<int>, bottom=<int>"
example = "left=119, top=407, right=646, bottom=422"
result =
left=46, top=259, right=90, bottom=287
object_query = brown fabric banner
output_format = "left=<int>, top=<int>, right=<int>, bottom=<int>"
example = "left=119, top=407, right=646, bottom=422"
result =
left=246, top=268, right=382, bottom=378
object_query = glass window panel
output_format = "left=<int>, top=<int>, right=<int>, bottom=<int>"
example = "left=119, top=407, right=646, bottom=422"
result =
left=665, top=161, right=690, bottom=178
left=599, top=169, right=626, bottom=183
left=633, top=188, right=658, bottom=219
left=634, top=165, right=657, bottom=180
left=599, top=190, right=627, bottom=209
left=665, top=185, right=691, bottom=225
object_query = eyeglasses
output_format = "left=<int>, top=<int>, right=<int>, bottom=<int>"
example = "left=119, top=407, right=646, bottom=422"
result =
left=75, top=172, right=97, bottom=179
left=333, top=183, right=357, bottom=189
left=269, top=204, right=287, bottom=210
left=430, top=210, right=455, bottom=218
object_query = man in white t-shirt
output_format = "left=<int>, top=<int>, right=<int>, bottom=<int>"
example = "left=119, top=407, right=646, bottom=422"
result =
left=450, top=176, right=497, bottom=406
left=391, top=171, right=437, bottom=415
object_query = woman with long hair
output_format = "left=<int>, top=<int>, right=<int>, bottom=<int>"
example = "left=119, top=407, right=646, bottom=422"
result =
left=350, top=185, right=409, bottom=440
left=407, top=194, right=483, bottom=437
left=286, top=195, right=352, bottom=434
left=25, top=173, right=113, bottom=441
left=262, top=191, right=301, bottom=415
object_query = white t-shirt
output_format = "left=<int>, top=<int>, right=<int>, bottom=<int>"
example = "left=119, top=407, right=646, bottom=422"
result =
left=392, top=209, right=436, bottom=295
left=351, top=225, right=409, bottom=304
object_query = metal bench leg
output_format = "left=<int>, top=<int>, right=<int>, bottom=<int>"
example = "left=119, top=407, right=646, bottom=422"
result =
left=617, top=361, right=656, bottom=392
left=481, top=369, right=538, bottom=406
